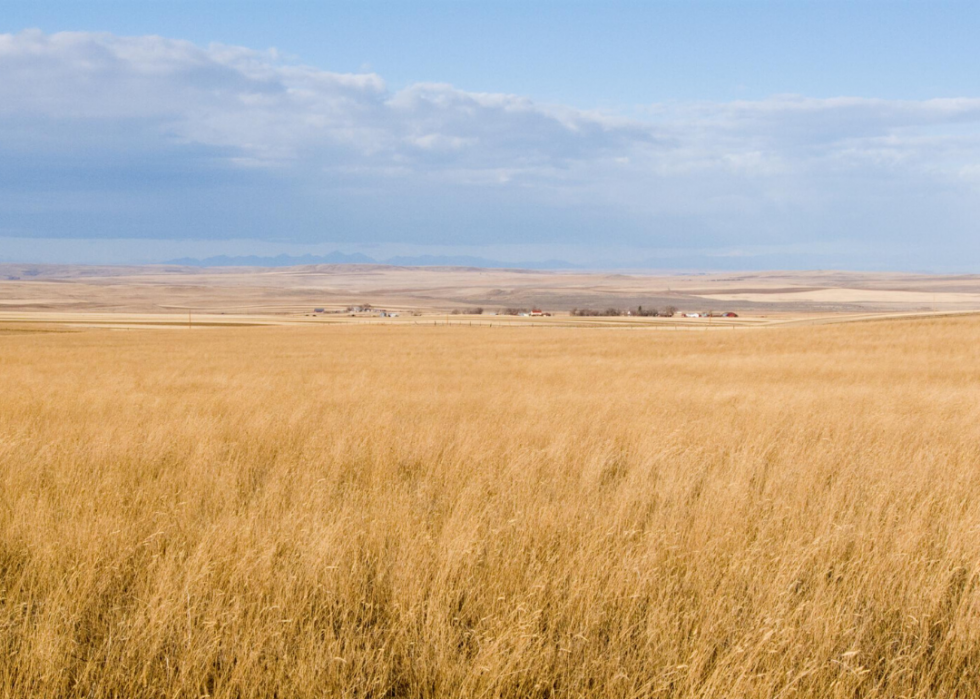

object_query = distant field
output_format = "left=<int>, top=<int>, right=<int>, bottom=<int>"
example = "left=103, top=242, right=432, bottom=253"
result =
left=3, top=318, right=980, bottom=697
left=3, top=263, right=980, bottom=316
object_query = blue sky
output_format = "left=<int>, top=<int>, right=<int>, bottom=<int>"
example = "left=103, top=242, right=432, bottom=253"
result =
left=2, top=1, right=980, bottom=269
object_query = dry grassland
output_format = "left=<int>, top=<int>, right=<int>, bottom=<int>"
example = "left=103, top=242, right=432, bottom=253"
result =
left=4, top=264, right=980, bottom=315
left=2, top=319, right=980, bottom=697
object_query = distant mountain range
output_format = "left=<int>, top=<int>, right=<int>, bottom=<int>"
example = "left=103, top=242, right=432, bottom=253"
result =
left=167, top=252, right=580, bottom=270
left=164, top=251, right=854, bottom=272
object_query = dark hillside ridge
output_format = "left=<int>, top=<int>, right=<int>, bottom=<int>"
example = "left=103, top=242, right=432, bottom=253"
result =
left=168, top=252, right=580, bottom=270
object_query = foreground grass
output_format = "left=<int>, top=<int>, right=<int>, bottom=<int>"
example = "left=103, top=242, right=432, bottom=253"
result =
left=2, top=320, right=980, bottom=697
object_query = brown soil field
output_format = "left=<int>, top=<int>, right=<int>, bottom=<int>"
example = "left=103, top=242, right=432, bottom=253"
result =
left=3, top=316, right=980, bottom=697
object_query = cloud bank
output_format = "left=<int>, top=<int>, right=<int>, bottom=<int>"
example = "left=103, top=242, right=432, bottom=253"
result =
left=2, top=29, right=980, bottom=268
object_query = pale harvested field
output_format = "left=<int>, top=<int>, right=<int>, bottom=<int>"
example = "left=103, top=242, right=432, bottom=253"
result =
left=3, top=264, right=980, bottom=315
left=3, top=319, right=980, bottom=697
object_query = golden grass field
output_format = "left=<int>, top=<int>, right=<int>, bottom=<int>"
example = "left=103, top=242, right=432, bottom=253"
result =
left=3, top=318, right=980, bottom=697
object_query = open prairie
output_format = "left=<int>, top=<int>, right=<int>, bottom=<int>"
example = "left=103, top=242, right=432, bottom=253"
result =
left=3, top=264, right=980, bottom=318
left=3, top=316, right=980, bottom=697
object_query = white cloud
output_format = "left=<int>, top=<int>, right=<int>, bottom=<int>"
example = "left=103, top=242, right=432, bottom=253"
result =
left=2, top=29, right=980, bottom=266
left=5, top=29, right=980, bottom=180
left=0, top=29, right=655, bottom=173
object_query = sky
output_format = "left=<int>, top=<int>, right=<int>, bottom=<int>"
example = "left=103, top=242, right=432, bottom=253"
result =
left=2, top=1, right=980, bottom=270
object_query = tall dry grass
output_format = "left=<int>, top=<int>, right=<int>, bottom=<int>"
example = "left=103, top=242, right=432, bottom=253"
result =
left=2, top=319, right=980, bottom=697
